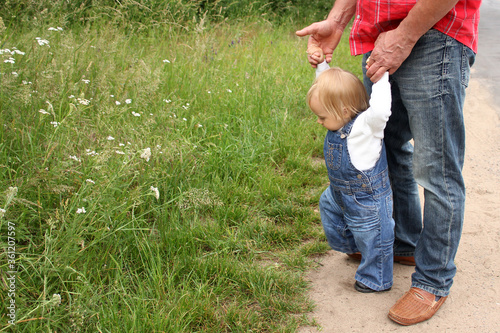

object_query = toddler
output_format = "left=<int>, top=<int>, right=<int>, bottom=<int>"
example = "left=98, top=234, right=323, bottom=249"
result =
left=307, top=61, right=394, bottom=292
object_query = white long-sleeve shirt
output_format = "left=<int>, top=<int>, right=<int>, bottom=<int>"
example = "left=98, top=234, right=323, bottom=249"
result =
left=347, top=72, right=391, bottom=171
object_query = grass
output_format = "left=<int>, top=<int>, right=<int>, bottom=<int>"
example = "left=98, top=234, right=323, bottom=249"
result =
left=0, top=6, right=362, bottom=332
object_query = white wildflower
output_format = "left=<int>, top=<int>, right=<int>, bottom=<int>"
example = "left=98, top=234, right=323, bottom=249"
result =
left=115, top=150, right=125, bottom=155
left=4, top=57, right=15, bottom=64
left=163, top=99, right=171, bottom=103
left=163, top=59, right=170, bottom=63
left=68, top=95, right=75, bottom=99
left=227, top=89, right=232, bottom=93
left=183, top=118, right=187, bottom=121
left=131, top=111, right=141, bottom=117
left=119, top=143, right=125, bottom=146
left=125, top=99, right=132, bottom=104
left=76, top=207, right=86, bottom=214
left=69, top=155, right=81, bottom=162
left=107, top=136, right=115, bottom=141
left=51, top=294, right=62, bottom=306
left=150, top=186, right=160, bottom=200
left=6, top=187, right=18, bottom=205
left=35, top=37, right=50, bottom=46
left=39, top=109, right=50, bottom=115
left=86, top=179, right=95, bottom=184
left=77, top=98, right=90, bottom=105
left=140, top=147, right=151, bottom=162
left=12, top=50, right=25, bottom=55
left=82, top=79, right=90, bottom=84
left=115, top=101, right=121, bottom=105
left=0, top=208, right=6, bottom=219
left=50, top=121, right=60, bottom=127
left=12, top=72, right=18, bottom=76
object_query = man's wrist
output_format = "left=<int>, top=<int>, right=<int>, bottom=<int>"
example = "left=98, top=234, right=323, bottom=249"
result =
left=326, top=0, right=357, bottom=29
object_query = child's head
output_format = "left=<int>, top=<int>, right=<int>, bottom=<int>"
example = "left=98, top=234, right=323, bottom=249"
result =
left=307, top=67, right=369, bottom=131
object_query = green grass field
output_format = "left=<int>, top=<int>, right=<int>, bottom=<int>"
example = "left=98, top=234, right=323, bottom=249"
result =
left=0, top=2, right=362, bottom=331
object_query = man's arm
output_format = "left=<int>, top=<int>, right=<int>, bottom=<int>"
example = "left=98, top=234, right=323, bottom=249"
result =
left=366, top=0, right=460, bottom=82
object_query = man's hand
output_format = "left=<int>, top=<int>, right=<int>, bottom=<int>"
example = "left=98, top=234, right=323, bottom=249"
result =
left=365, top=29, right=415, bottom=82
left=296, top=0, right=357, bottom=67
left=296, top=20, right=344, bottom=67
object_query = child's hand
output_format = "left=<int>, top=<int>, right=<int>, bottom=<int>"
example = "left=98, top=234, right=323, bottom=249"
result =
left=306, top=45, right=325, bottom=66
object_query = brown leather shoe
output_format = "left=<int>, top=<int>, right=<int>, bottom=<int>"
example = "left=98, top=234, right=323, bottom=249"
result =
left=388, top=287, right=447, bottom=326
left=346, top=252, right=416, bottom=266
left=393, top=255, right=416, bottom=266
left=347, top=252, right=362, bottom=261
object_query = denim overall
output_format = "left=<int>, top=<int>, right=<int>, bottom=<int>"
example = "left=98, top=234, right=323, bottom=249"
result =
left=319, top=116, right=395, bottom=291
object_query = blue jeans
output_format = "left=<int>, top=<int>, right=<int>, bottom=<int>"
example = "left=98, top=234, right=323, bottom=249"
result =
left=362, top=29, right=475, bottom=296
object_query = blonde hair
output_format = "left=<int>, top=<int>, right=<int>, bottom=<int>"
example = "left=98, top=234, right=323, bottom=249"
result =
left=307, top=67, right=369, bottom=120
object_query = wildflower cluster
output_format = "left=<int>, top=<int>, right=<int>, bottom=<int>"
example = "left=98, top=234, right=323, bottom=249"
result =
left=1, top=47, right=25, bottom=64
left=35, top=37, right=50, bottom=47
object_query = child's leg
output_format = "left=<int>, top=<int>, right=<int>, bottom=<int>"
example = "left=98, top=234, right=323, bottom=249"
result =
left=319, top=188, right=358, bottom=254
left=345, top=192, right=394, bottom=291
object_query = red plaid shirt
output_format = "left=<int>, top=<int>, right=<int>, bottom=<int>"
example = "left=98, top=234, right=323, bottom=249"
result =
left=349, top=0, right=481, bottom=55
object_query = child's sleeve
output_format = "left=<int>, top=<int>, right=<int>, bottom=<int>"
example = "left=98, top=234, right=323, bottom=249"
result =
left=316, top=60, right=330, bottom=78
left=365, top=72, right=391, bottom=135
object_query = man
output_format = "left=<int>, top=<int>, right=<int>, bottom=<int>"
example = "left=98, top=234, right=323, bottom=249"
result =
left=296, top=0, right=481, bottom=326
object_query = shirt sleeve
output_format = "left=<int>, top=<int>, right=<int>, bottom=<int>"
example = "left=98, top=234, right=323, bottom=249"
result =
left=363, top=72, right=391, bottom=137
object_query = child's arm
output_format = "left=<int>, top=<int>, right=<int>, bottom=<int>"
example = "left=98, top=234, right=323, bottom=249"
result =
left=365, top=72, right=391, bottom=135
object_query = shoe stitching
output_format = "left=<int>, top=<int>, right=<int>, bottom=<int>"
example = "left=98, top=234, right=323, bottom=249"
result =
left=389, top=292, right=447, bottom=325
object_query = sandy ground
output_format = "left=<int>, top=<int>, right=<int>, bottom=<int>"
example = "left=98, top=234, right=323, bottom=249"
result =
left=298, top=77, right=500, bottom=332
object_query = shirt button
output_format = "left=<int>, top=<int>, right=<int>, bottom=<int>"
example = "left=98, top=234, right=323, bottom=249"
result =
left=357, top=15, right=360, bottom=19
left=362, top=184, right=367, bottom=188
left=357, top=174, right=362, bottom=179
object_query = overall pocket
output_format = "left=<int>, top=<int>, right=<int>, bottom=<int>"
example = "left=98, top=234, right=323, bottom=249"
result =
left=326, top=142, right=342, bottom=171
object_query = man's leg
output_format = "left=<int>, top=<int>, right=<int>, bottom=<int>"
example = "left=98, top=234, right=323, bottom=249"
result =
left=385, top=30, right=475, bottom=325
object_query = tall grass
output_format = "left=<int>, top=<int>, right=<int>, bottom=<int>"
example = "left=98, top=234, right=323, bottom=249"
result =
left=0, top=0, right=333, bottom=32
left=0, top=1, right=361, bottom=331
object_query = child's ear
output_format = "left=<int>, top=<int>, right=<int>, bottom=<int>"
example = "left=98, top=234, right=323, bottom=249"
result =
left=342, top=108, right=351, bottom=119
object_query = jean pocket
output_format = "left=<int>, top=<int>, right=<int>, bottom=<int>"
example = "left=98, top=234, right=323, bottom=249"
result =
left=385, top=193, right=394, bottom=220
left=461, top=45, right=475, bottom=87
left=352, top=190, right=376, bottom=210
left=326, top=142, right=342, bottom=171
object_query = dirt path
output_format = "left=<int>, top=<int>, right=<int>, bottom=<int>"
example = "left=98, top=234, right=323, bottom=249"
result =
left=298, top=77, right=500, bottom=333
